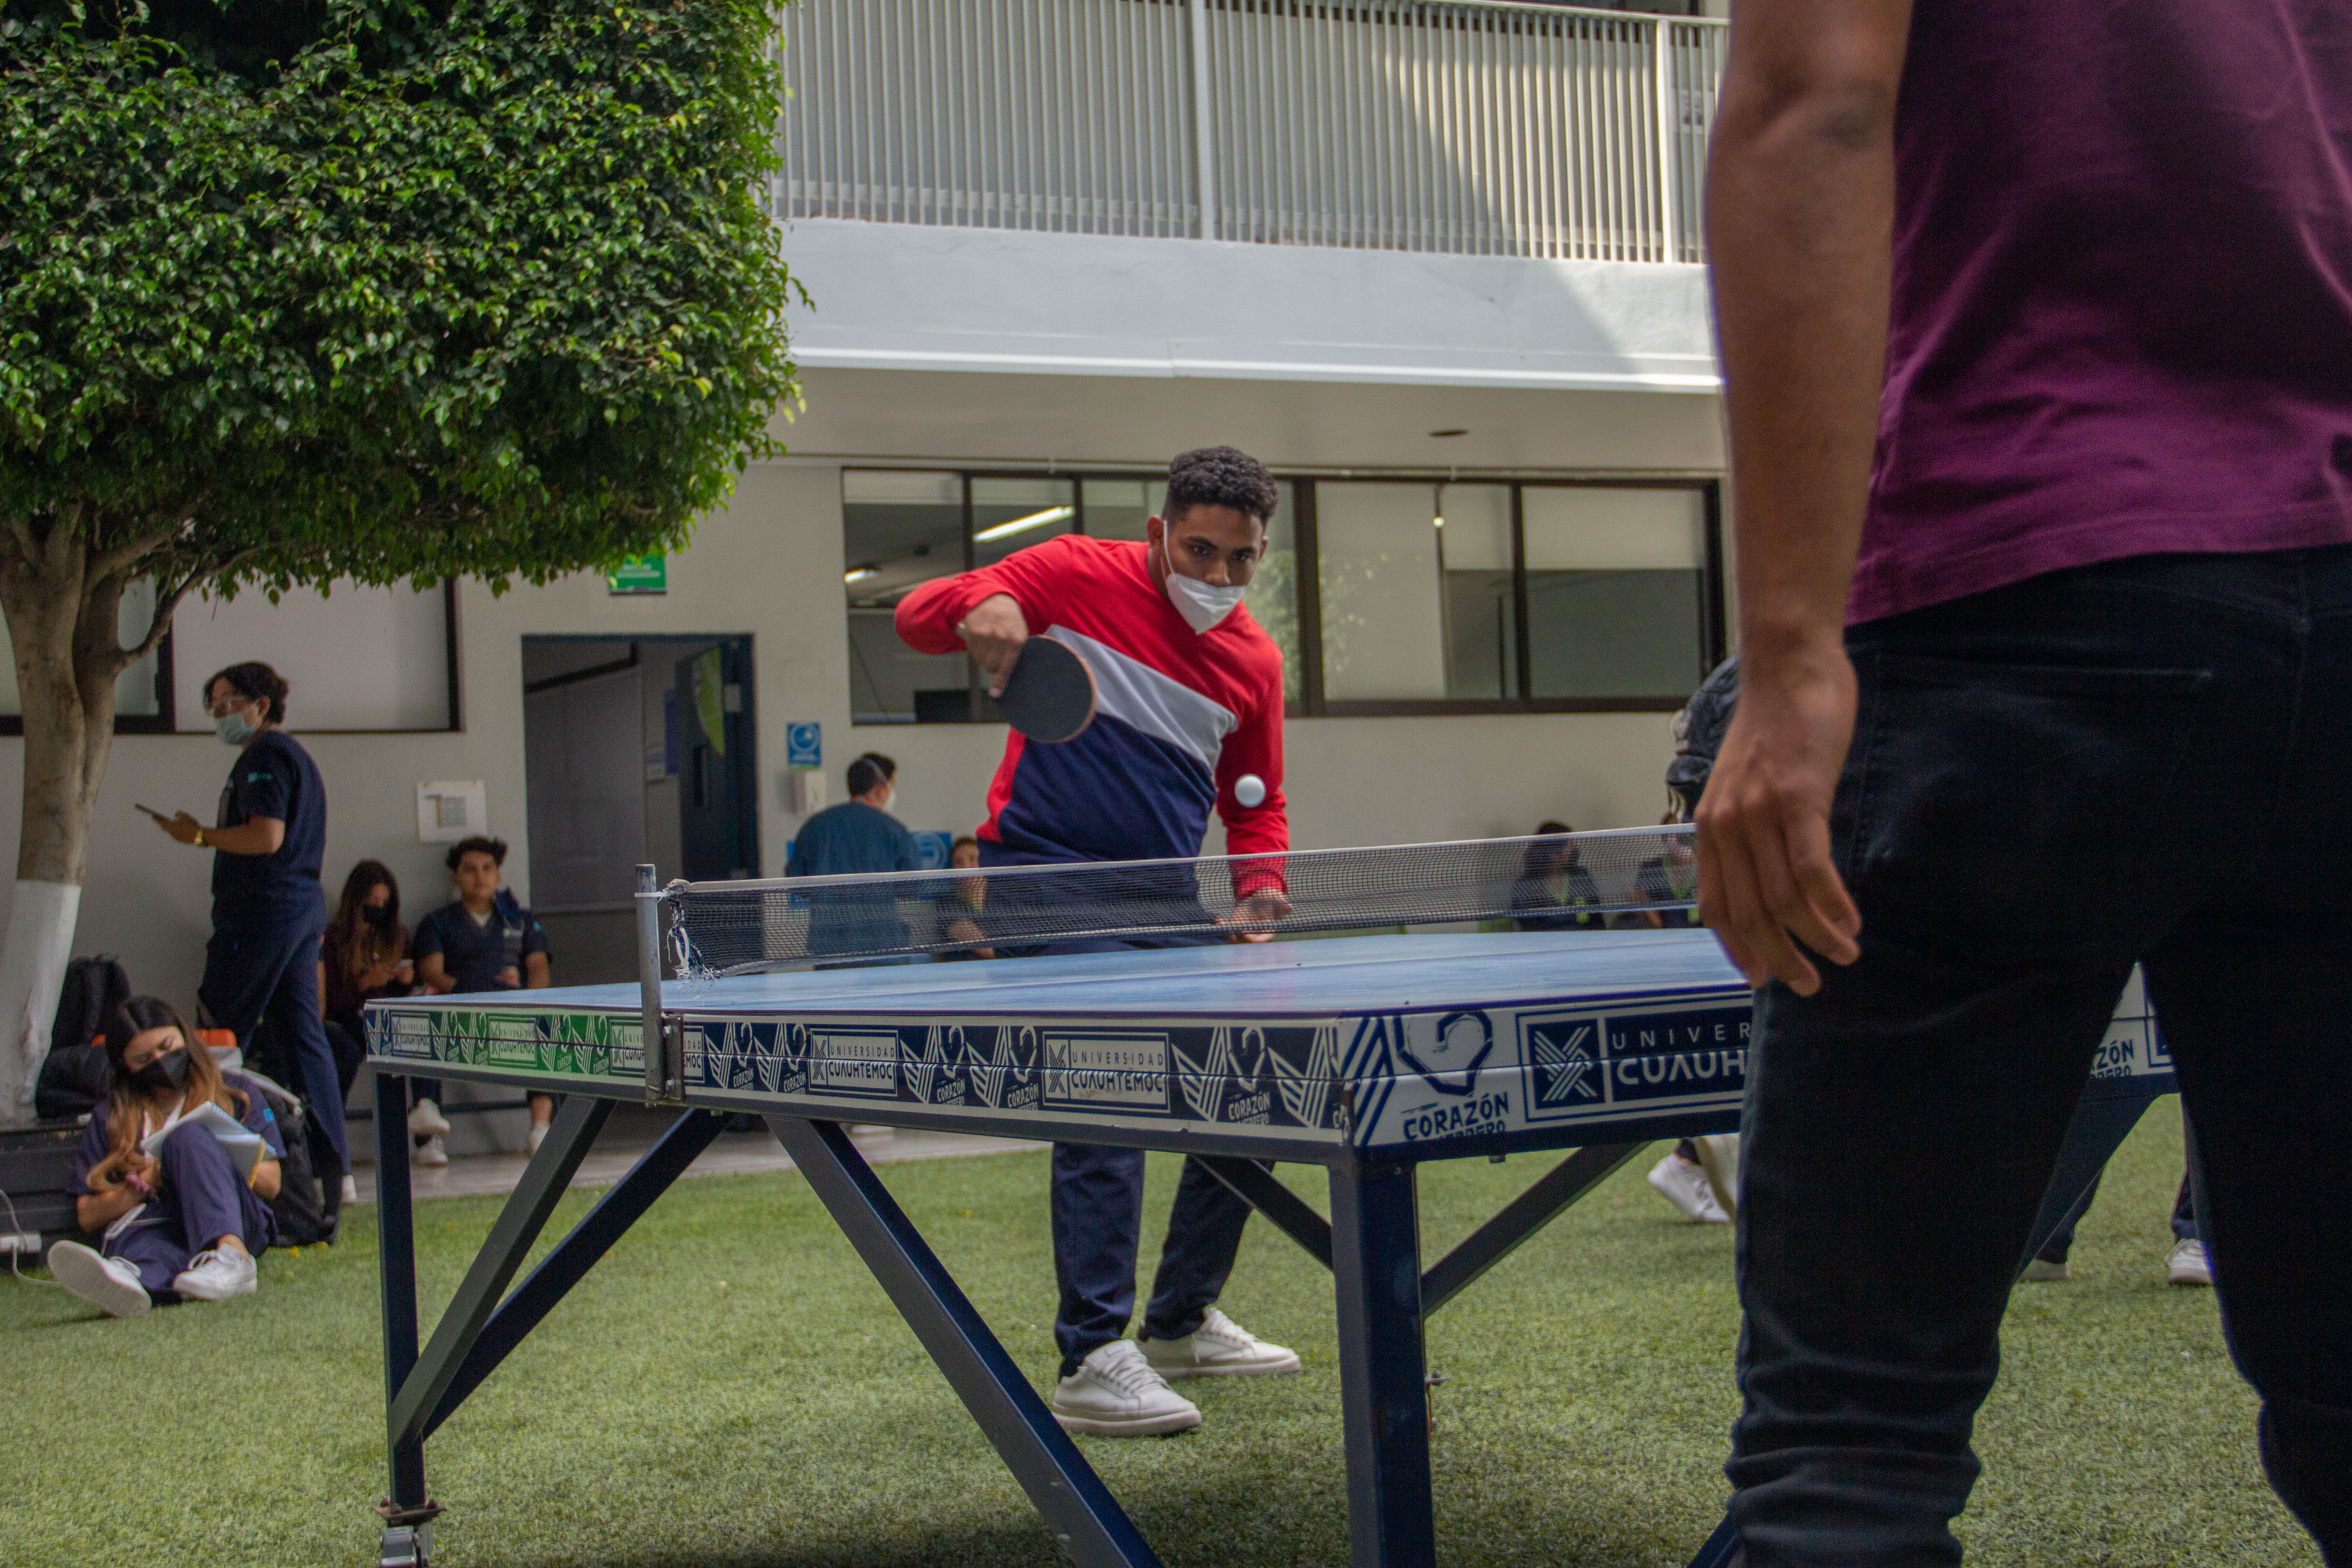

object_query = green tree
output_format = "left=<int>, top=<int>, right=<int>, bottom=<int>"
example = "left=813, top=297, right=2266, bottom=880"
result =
left=0, top=0, right=798, bottom=1121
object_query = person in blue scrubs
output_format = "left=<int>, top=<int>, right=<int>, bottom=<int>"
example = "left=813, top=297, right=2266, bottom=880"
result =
left=414, top=836, right=553, bottom=1153
left=156, top=662, right=345, bottom=1187
left=788, top=753, right=919, bottom=962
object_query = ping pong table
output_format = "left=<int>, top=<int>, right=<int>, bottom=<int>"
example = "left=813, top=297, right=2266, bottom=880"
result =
left=362, top=922, right=2175, bottom=1568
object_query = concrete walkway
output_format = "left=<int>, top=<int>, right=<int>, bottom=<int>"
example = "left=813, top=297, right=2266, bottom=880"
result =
left=348, top=1114, right=1041, bottom=1204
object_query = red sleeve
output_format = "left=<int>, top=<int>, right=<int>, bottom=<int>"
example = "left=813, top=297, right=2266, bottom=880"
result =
left=1215, top=644, right=1289, bottom=895
left=892, top=535, right=1080, bottom=654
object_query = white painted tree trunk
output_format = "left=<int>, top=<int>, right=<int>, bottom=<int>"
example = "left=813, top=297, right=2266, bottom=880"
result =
left=0, top=880, right=80, bottom=1127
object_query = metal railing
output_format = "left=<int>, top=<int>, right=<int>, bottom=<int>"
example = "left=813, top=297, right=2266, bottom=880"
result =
left=777, top=0, right=1727, bottom=264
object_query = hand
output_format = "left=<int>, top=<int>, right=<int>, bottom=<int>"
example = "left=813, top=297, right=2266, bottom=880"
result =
left=1695, top=643, right=1864, bottom=995
left=161, top=811, right=204, bottom=845
left=394, top=959, right=415, bottom=984
left=496, top=965, right=522, bottom=988
left=956, top=593, right=1029, bottom=698
left=1222, top=887, right=1293, bottom=944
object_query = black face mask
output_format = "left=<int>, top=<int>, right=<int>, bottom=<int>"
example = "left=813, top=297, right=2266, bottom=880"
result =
left=363, top=904, right=397, bottom=930
left=129, top=1049, right=190, bottom=1095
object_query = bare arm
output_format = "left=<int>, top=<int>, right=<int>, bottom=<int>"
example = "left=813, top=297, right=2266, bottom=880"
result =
left=1694, top=0, right=1910, bottom=994
left=158, top=813, right=284, bottom=854
left=417, top=953, right=456, bottom=995
left=524, top=951, right=551, bottom=989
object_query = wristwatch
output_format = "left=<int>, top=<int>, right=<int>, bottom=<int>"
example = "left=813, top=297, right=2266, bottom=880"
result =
left=193, top=828, right=208, bottom=849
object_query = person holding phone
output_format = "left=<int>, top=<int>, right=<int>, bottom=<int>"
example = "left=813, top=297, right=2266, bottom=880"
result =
left=148, top=662, right=346, bottom=1195
left=413, top=837, right=554, bottom=1156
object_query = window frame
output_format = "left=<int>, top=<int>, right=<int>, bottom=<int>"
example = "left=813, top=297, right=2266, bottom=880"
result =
left=842, top=468, right=1725, bottom=722
left=0, top=578, right=466, bottom=737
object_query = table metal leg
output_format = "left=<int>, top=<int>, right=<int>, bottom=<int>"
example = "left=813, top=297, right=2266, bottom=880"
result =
left=1420, top=1142, right=1647, bottom=1315
left=372, top=1071, right=436, bottom=1562
left=1330, top=1159, right=1435, bottom=1568
left=769, top=1115, right=1162, bottom=1568
left=386, top=1094, right=613, bottom=1453
left=1196, top=1156, right=1333, bottom=1269
left=423, top=1109, right=729, bottom=1439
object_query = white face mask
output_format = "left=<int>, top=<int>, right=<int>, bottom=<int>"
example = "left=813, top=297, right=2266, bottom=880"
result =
left=214, top=710, right=257, bottom=747
left=1163, top=567, right=1245, bottom=634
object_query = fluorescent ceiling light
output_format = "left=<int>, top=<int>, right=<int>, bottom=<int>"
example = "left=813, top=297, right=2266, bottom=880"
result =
left=974, top=505, right=1074, bottom=543
left=844, top=566, right=878, bottom=582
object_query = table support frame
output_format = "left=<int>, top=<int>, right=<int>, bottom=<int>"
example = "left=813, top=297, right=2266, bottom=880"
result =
left=368, top=1071, right=2171, bottom=1568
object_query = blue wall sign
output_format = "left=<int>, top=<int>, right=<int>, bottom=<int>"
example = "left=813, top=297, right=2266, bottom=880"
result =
left=786, top=722, right=822, bottom=769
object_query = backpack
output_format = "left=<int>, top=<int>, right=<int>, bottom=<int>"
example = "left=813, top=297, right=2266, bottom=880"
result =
left=49, top=954, right=130, bottom=1056
left=34, top=1042, right=111, bottom=1122
left=230, top=1069, right=336, bottom=1247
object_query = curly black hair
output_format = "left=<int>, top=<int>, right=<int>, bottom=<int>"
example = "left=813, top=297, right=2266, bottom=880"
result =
left=1165, top=446, right=1278, bottom=525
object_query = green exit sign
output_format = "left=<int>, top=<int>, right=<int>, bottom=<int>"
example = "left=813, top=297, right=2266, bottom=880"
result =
left=607, top=555, right=666, bottom=595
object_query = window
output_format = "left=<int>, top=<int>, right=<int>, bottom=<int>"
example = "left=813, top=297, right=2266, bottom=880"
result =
left=843, top=469, right=1719, bottom=722
left=0, top=577, right=459, bottom=735
left=844, top=470, right=1303, bottom=720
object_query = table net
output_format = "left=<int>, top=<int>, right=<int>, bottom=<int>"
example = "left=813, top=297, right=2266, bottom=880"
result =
left=660, top=825, right=1700, bottom=977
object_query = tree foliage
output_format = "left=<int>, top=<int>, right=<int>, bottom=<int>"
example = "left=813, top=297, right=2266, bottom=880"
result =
left=0, top=0, right=798, bottom=887
left=2, top=0, right=800, bottom=606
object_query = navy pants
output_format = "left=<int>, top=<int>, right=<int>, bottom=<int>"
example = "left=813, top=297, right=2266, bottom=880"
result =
left=1053, top=1142, right=1255, bottom=1374
left=1730, top=549, right=2352, bottom=1568
left=200, top=903, right=346, bottom=1173
left=1018, top=933, right=1255, bottom=1375
left=103, top=1122, right=273, bottom=1299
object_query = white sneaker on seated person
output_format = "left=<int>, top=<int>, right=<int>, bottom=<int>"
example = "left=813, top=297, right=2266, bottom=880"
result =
left=1647, top=1152, right=1730, bottom=1224
left=173, top=1246, right=258, bottom=1302
left=413, top=1135, right=449, bottom=1167
left=47, top=1241, right=150, bottom=1318
left=341, top=1174, right=359, bottom=1205
left=1051, top=1341, right=1202, bottom=1436
left=1139, top=1307, right=1301, bottom=1378
left=407, top=1098, right=451, bottom=1138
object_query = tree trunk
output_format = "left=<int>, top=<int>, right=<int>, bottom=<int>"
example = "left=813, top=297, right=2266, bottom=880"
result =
left=0, top=522, right=132, bottom=1127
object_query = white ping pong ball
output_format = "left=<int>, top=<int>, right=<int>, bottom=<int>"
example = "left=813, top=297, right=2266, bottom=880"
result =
left=1235, top=774, right=1267, bottom=808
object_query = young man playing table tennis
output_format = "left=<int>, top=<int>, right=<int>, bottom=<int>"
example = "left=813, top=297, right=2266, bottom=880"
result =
left=1700, top=2, right=2352, bottom=1563
left=895, top=445, right=1299, bottom=1437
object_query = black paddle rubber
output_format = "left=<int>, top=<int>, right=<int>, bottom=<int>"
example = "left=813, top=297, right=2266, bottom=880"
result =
left=998, top=635, right=1097, bottom=743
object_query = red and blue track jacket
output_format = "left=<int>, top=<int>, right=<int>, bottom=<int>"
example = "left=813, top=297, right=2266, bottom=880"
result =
left=895, top=535, right=1289, bottom=877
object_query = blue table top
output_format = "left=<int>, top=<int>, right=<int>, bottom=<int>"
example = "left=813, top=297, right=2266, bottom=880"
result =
left=406, top=929, right=1749, bottom=1021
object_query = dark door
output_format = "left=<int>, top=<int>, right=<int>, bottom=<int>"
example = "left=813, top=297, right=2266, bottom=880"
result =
left=675, top=638, right=758, bottom=881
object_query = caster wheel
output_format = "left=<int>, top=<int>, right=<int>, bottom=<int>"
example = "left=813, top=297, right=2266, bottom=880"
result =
left=379, top=1524, right=429, bottom=1567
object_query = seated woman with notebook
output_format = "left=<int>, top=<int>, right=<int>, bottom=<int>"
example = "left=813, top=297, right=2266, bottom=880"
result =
left=46, top=996, right=284, bottom=1318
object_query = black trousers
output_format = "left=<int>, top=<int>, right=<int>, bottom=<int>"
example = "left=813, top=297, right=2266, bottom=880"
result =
left=199, top=900, right=345, bottom=1174
left=1729, top=548, right=2352, bottom=1567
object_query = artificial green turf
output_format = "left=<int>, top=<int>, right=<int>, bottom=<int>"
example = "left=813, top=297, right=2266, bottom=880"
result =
left=0, top=1101, right=2317, bottom=1568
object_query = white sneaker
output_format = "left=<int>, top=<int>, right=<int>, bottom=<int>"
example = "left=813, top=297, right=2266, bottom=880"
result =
left=2166, top=1238, right=2213, bottom=1287
left=413, top=1135, right=449, bottom=1167
left=340, top=1174, right=359, bottom=1205
left=173, top=1247, right=258, bottom=1301
left=1647, top=1153, right=1730, bottom=1224
left=2020, top=1256, right=2070, bottom=1282
left=1140, top=1307, right=1302, bottom=1378
left=407, top=1098, right=451, bottom=1138
left=1690, top=1133, right=1741, bottom=1220
left=527, top=1121, right=549, bottom=1157
left=47, top=1241, right=150, bottom=1318
left=1051, top=1341, right=1202, bottom=1436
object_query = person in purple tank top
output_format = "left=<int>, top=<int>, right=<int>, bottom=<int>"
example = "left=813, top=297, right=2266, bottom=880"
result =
left=1697, top=2, right=2352, bottom=1563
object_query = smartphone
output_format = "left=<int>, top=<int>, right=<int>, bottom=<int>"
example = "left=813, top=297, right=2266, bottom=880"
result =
left=134, top=804, right=172, bottom=822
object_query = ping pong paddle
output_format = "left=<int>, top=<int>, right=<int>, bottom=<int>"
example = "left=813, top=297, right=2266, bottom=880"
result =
left=997, top=635, right=1097, bottom=743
